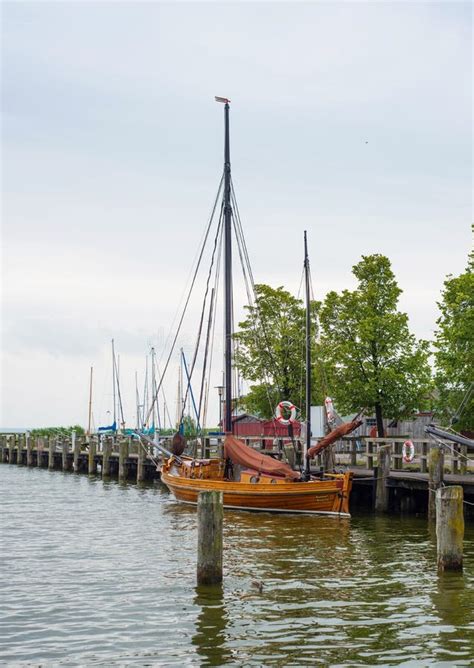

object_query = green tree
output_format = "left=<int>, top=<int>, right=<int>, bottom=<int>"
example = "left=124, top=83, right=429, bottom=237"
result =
left=234, top=284, right=325, bottom=419
left=433, top=251, right=474, bottom=431
left=318, top=254, right=431, bottom=436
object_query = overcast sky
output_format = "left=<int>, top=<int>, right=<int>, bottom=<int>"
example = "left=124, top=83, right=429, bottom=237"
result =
left=1, top=1, right=472, bottom=429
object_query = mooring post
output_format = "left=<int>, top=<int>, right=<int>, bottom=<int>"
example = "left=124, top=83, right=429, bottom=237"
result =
left=72, top=431, right=80, bottom=472
left=16, top=435, right=23, bottom=465
left=436, top=486, right=464, bottom=571
left=37, top=437, right=44, bottom=467
left=197, top=490, right=223, bottom=586
left=428, top=445, right=444, bottom=521
left=48, top=437, right=55, bottom=470
left=102, top=436, right=111, bottom=477
left=0, top=435, right=6, bottom=463
left=119, top=439, right=129, bottom=481
left=375, top=444, right=391, bottom=512
left=26, top=433, right=32, bottom=466
left=62, top=438, right=70, bottom=471
left=88, top=438, right=97, bottom=474
left=9, top=436, right=15, bottom=464
left=137, top=439, right=145, bottom=483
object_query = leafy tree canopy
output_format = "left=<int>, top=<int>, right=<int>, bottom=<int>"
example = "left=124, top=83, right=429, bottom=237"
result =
left=234, top=284, right=325, bottom=419
left=318, top=254, right=432, bottom=435
left=434, top=249, right=474, bottom=431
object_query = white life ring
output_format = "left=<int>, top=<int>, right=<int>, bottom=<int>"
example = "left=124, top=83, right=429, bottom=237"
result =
left=402, top=440, right=415, bottom=463
left=275, top=401, right=297, bottom=425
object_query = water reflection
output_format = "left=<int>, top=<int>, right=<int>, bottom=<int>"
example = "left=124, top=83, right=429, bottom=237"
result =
left=1, top=466, right=473, bottom=666
left=193, top=585, right=231, bottom=666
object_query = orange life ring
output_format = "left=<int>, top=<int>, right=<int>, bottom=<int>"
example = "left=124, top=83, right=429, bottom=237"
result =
left=275, top=401, right=297, bottom=425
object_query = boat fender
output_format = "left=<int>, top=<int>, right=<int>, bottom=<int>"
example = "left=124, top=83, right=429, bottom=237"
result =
left=402, top=440, right=415, bottom=463
left=275, top=401, right=297, bottom=425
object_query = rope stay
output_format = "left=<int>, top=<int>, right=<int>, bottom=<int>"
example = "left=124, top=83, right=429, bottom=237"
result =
left=145, top=174, right=225, bottom=426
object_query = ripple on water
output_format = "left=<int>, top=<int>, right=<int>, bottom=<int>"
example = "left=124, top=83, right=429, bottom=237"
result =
left=0, top=465, right=473, bottom=665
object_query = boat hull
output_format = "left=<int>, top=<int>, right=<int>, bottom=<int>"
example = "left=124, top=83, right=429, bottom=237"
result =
left=161, top=460, right=352, bottom=517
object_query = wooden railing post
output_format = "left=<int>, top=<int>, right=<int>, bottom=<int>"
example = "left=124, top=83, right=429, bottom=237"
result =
left=197, top=490, right=223, bottom=585
left=350, top=438, right=357, bottom=466
left=367, top=440, right=374, bottom=469
left=436, top=486, right=464, bottom=571
left=460, top=445, right=467, bottom=475
left=420, top=441, right=428, bottom=473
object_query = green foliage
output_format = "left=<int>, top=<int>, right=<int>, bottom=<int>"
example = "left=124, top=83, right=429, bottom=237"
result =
left=318, top=255, right=432, bottom=428
left=434, top=250, right=474, bottom=431
left=30, top=425, right=85, bottom=437
left=234, top=284, right=325, bottom=419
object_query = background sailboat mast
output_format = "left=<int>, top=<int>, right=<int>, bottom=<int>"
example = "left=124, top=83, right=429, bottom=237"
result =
left=87, top=366, right=93, bottom=438
left=222, top=98, right=233, bottom=434
left=111, top=339, right=116, bottom=427
left=304, top=231, right=311, bottom=476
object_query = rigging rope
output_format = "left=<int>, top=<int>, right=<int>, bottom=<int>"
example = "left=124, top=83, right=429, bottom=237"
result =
left=179, top=208, right=224, bottom=428
left=145, top=174, right=225, bottom=426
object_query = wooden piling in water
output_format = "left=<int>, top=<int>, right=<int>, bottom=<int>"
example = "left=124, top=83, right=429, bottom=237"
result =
left=48, top=437, right=55, bottom=470
left=428, top=446, right=444, bottom=521
left=137, top=439, right=145, bottom=482
left=37, top=438, right=44, bottom=467
left=73, top=433, right=80, bottom=472
left=102, top=437, right=111, bottom=477
left=436, top=486, right=464, bottom=571
left=62, top=438, right=70, bottom=471
left=375, top=444, right=391, bottom=512
left=88, top=440, right=97, bottom=475
left=9, top=436, right=15, bottom=464
left=16, top=435, right=23, bottom=465
left=26, top=434, right=33, bottom=466
left=119, top=439, right=129, bottom=481
left=197, top=490, right=223, bottom=586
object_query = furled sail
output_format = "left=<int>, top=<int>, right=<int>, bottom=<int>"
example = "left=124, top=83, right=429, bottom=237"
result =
left=224, top=435, right=301, bottom=480
left=307, top=419, right=362, bottom=459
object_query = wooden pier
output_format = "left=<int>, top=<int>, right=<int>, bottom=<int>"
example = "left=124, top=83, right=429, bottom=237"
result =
left=0, top=432, right=473, bottom=517
left=0, top=433, right=160, bottom=483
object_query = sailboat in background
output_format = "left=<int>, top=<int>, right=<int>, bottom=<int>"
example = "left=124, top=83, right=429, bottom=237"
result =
left=159, top=98, right=361, bottom=516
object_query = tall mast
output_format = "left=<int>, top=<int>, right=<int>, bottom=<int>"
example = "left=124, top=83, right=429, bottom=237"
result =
left=217, top=96, right=233, bottom=434
left=111, top=339, right=116, bottom=427
left=87, top=366, right=93, bottom=438
left=304, top=231, right=311, bottom=477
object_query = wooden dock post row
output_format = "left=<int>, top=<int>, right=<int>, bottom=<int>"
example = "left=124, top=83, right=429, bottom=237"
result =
left=0, top=432, right=161, bottom=483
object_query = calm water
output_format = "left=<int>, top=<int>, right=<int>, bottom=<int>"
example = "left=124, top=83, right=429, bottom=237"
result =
left=1, top=465, right=473, bottom=666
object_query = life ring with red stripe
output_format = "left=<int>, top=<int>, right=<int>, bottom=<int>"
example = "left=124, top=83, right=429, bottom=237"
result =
left=275, top=401, right=297, bottom=425
left=402, top=440, right=415, bottom=463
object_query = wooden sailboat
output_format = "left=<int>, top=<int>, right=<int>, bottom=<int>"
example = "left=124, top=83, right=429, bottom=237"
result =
left=160, top=98, right=360, bottom=516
